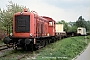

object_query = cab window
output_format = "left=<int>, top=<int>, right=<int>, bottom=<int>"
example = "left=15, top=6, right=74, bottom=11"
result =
left=49, top=21, right=53, bottom=26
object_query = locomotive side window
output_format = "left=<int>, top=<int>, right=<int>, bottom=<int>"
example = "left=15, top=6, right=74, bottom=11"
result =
left=49, top=21, right=53, bottom=26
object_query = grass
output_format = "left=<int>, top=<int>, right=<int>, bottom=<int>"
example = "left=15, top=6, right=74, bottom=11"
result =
left=34, top=36, right=90, bottom=60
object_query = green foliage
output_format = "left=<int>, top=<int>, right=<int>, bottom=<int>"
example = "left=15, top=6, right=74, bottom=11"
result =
left=67, top=22, right=77, bottom=32
left=76, top=16, right=87, bottom=29
left=86, top=21, right=90, bottom=32
left=67, top=26, right=77, bottom=32
left=0, top=1, right=26, bottom=32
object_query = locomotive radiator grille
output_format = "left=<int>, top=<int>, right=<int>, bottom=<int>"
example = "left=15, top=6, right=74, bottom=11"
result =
left=15, top=15, right=30, bottom=32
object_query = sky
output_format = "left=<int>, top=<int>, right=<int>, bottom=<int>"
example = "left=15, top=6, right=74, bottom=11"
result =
left=0, top=0, right=89, bottom=22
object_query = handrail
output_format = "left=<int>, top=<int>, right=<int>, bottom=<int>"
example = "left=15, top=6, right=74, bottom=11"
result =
left=31, top=11, right=38, bottom=15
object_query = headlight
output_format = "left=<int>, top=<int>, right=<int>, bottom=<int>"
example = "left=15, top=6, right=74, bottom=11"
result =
left=20, top=12, right=23, bottom=15
left=30, top=33, right=32, bottom=36
left=47, top=33, right=49, bottom=36
left=10, top=33, right=13, bottom=36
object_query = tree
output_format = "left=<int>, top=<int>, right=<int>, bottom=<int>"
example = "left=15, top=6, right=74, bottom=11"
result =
left=76, top=16, right=87, bottom=29
left=86, top=21, right=90, bottom=32
left=67, top=22, right=77, bottom=32
left=0, top=1, right=26, bottom=32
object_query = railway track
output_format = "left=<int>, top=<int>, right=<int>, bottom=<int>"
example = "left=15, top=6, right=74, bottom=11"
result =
left=0, top=52, right=15, bottom=59
left=0, top=46, right=31, bottom=59
left=0, top=51, right=33, bottom=60
left=16, top=50, right=41, bottom=60
left=0, top=44, right=7, bottom=47
left=0, top=44, right=14, bottom=59
left=17, top=46, right=47, bottom=60
left=0, top=51, right=14, bottom=58
left=0, top=44, right=43, bottom=60
left=0, top=44, right=8, bottom=51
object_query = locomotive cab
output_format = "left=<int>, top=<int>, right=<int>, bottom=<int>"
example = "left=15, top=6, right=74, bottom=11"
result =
left=42, top=16, right=56, bottom=36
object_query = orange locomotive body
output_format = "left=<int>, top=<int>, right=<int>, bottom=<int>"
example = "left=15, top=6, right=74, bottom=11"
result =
left=13, top=10, right=49, bottom=38
left=3, top=8, right=56, bottom=50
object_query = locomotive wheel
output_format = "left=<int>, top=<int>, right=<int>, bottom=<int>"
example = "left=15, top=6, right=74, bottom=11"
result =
left=42, top=40, right=45, bottom=47
left=50, top=37, right=55, bottom=43
left=33, top=44, right=38, bottom=51
left=25, top=44, right=34, bottom=51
